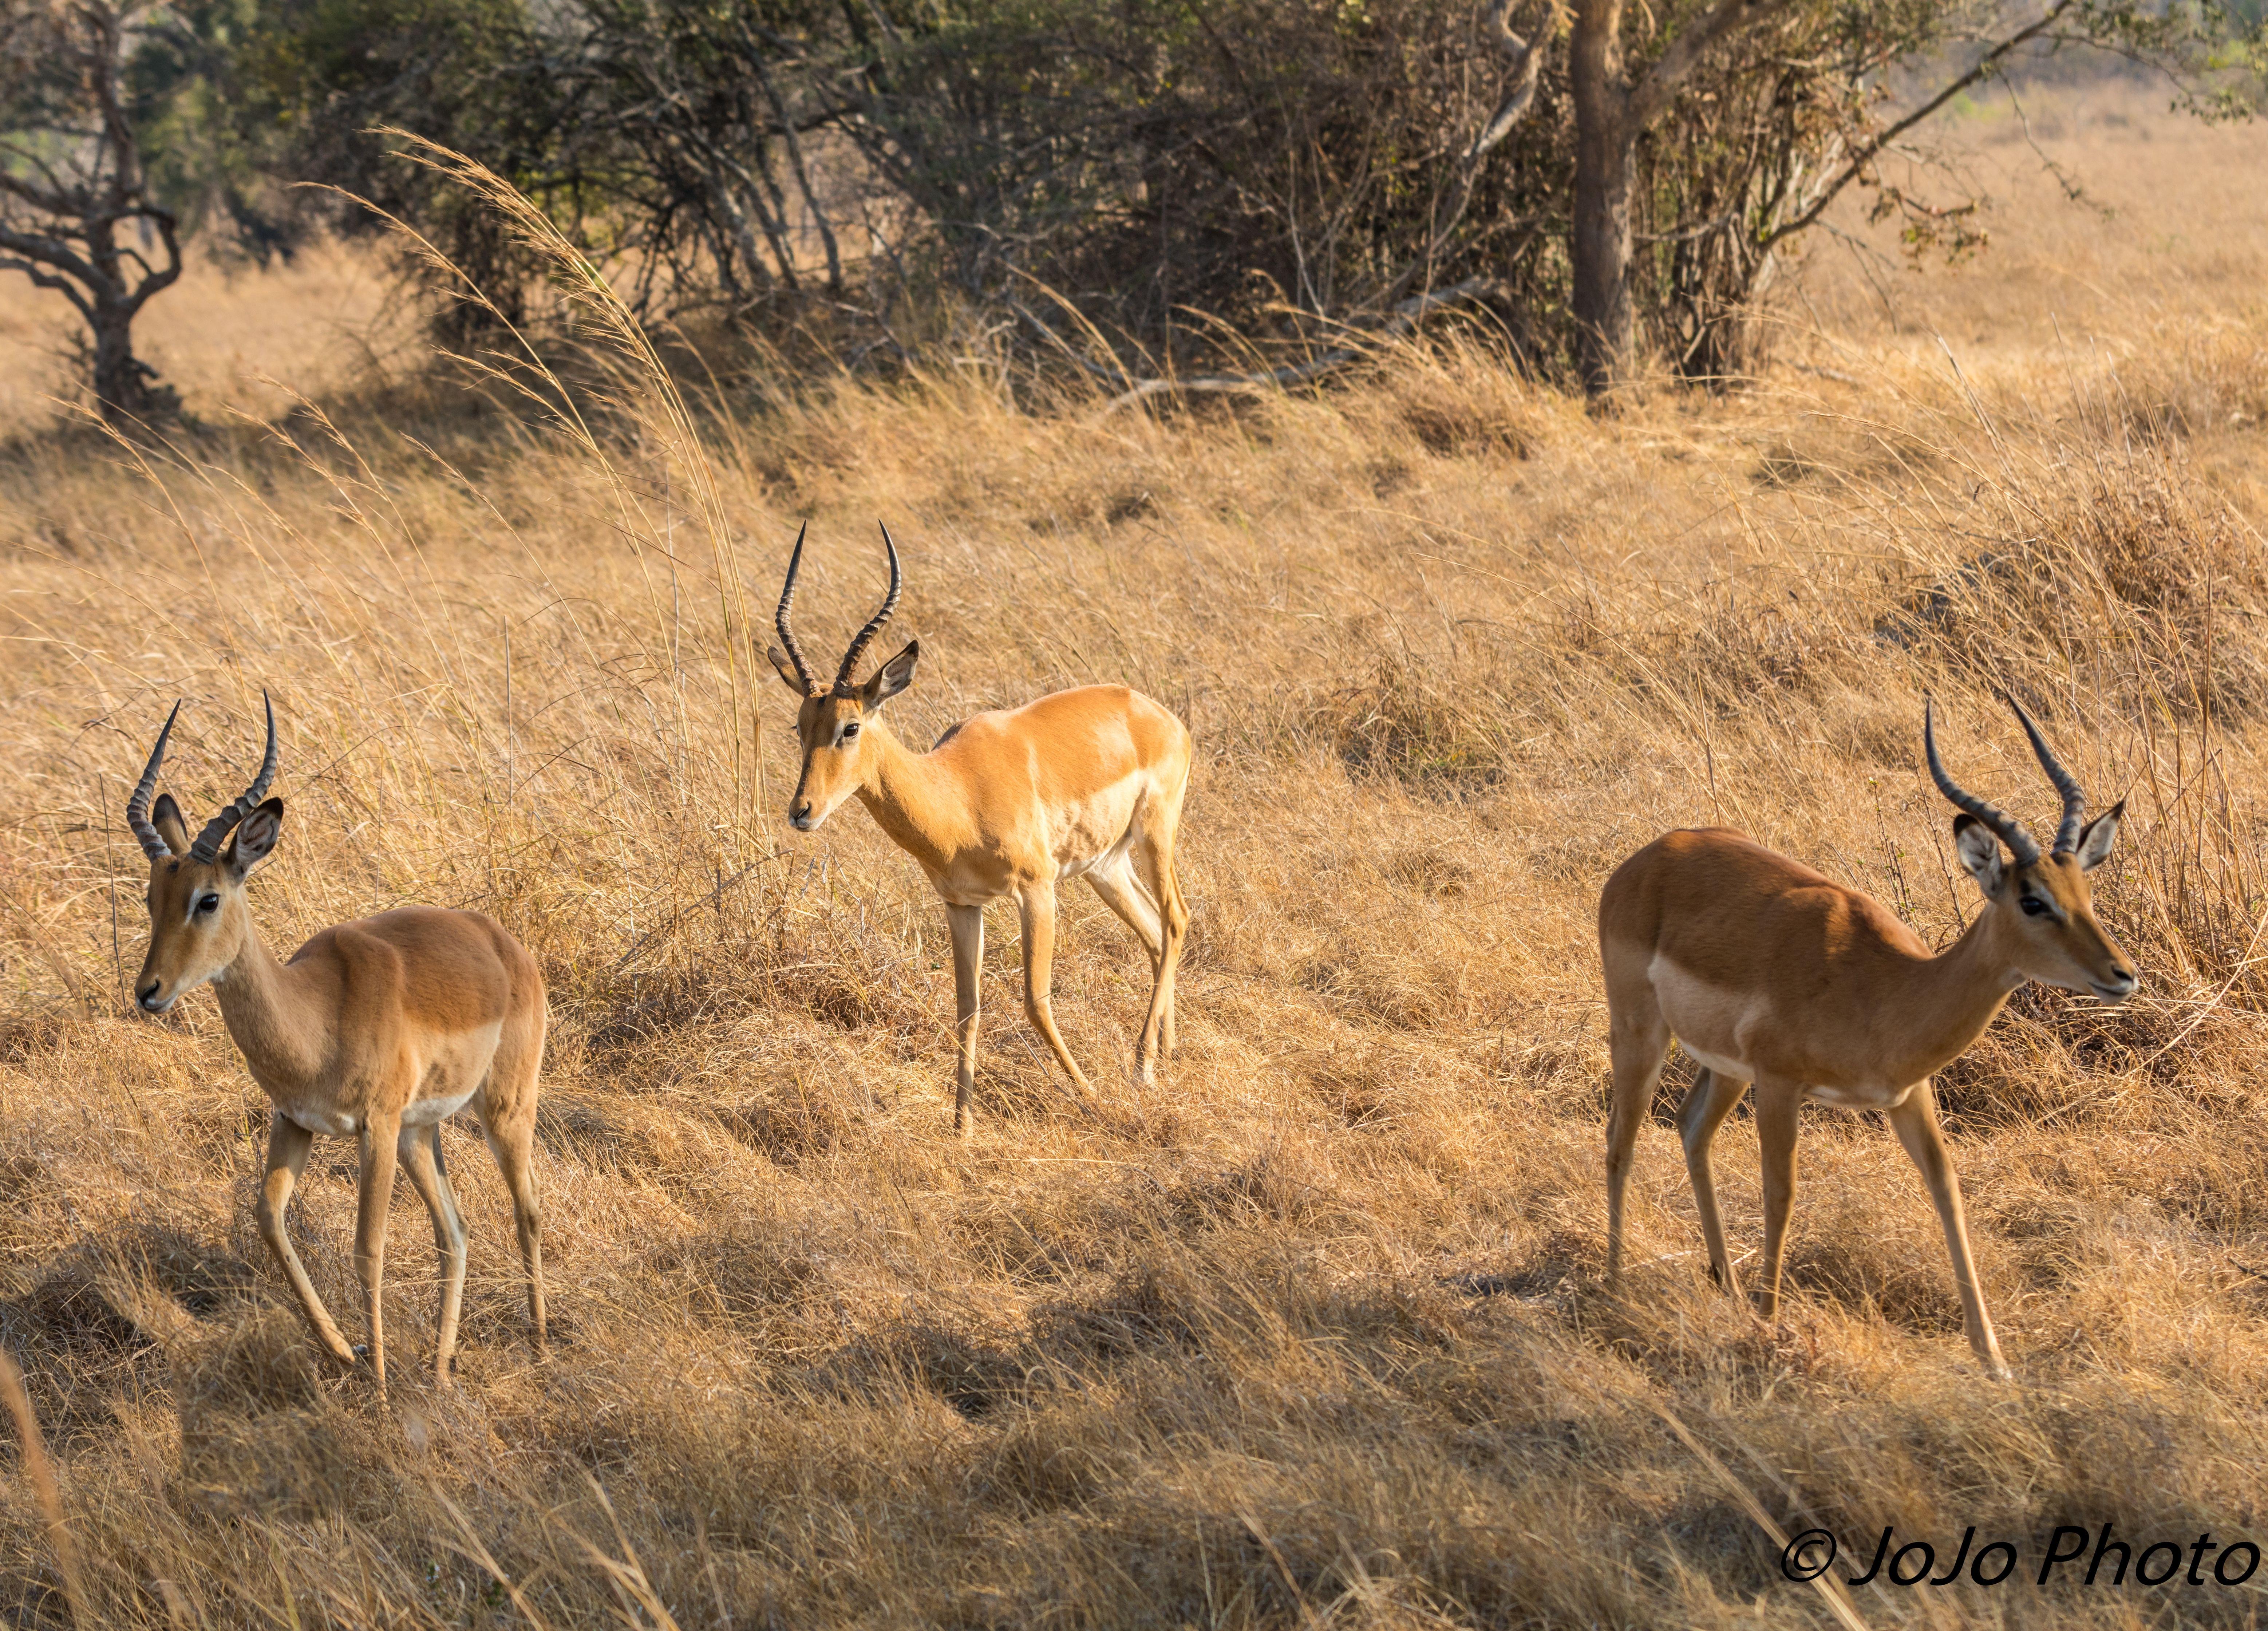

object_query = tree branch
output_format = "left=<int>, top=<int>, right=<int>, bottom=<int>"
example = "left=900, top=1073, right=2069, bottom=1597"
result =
left=0, top=223, right=104, bottom=296
left=1757, top=0, right=2077, bottom=251
left=1629, top=0, right=1787, bottom=129
left=1466, top=0, right=1565, bottom=165
left=0, top=145, right=86, bottom=216
left=120, top=208, right=182, bottom=315
left=1375, top=0, right=1561, bottom=311
left=0, top=254, right=95, bottom=321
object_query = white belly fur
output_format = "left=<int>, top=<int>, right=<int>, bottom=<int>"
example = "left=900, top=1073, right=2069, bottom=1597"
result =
left=284, top=1086, right=477, bottom=1136
left=284, top=1105, right=361, bottom=1136
left=1060, top=821, right=1136, bottom=884
left=403, top=1087, right=478, bottom=1128
left=1648, top=954, right=1764, bottom=1082
left=1807, top=1081, right=1918, bottom=1111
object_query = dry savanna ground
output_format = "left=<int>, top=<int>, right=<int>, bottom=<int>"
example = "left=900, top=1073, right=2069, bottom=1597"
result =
left=2, top=87, right=2267, bottom=1629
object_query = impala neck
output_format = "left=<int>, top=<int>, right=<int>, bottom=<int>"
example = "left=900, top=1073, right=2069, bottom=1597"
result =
left=1889, top=907, right=2027, bottom=1085
left=210, top=914, right=324, bottom=1089
left=851, top=717, right=968, bottom=877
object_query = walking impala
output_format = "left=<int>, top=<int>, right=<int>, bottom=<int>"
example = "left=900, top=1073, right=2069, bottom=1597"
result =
left=1599, top=695, right=2135, bottom=1376
left=766, top=524, right=1193, bottom=1134
left=125, top=696, right=546, bottom=1391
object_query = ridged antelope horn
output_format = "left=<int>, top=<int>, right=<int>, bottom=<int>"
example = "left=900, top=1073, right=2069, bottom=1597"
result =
left=831, top=522, right=903, bottom=694
left=187, top=691, right=278, bottom=863
left=2002, top=691, right=2088, bottom=855
left=125, top=699, right=183, bottom=861
left=774, top=521, right=821, bottom=696
left=1924, top=696, right=2042, bottom=868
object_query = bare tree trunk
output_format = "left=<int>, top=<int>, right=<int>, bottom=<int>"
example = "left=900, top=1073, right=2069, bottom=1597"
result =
left=89, top=294, right=156, bottom=420
left=1570, top=0, right=1635, bottom=396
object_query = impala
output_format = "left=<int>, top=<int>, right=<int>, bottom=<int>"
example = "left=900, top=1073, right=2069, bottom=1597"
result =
left=766, top=524, right=1193, bottom=1134
left=1599, top=695, right=2134, bottom=1376
left=125, top=696, right=547, bottom=1391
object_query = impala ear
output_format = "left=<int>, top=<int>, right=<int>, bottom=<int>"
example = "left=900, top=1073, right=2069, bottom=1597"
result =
left=861, top=639, right=919, bottom=710
left=1953, top=813, right=2006, bottom=897
left=224, top=798, right=284, bottom=882
left=151, top=793, right=190, bottom=856
left=2075, top=799, right=2123, bottom=871
left=766, top=645, right=809, bottom=695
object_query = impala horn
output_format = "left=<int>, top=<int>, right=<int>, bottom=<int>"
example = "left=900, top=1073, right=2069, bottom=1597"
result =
left=1924, top=696, right=2042, bottom=868
left=2002, top=691, right=2088, bottom=856
left=831, top=523, right=903, bottom=695
left=186, top=692, right=278, bottom=864
left=125, top=699, right=183, bottom=861
left=772, top=521, right=821, bottom=697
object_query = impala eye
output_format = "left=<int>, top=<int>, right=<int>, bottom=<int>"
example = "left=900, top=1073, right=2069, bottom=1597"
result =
left=841, top=722, right=860, bottom=742
left=196, top=894, right=220, bottom=915
left=2020, top=896, right=2051, bottom=918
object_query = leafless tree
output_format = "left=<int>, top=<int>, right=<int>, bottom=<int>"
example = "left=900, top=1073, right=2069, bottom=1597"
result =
left=0, top=0, right=183, bottom=422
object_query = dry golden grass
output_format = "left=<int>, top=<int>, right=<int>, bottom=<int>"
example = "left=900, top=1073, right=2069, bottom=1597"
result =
left=2, top=88, right=2267, bottom=1628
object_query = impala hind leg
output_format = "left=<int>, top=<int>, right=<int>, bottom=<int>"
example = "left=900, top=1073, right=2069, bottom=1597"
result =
left=354, top=1112, right=403, bottom=1394
left=1753, top=1077, right=1803, bottom=1324
left=398, top=1123, right=469, bottom=1386
left=1132, top=797, right=1190, bottom=1071
left=1083, top=854, right=1166, bottom=1086
left=1017, top=882, right=1099, bottom=1107
left=478, top=1008, right=549, bottom=1354
left=481, top=1110, right=547, bottom=1355
left=1603, top=976, right=1671, bottom=1283
left=1887, top=1081, right=2010, bottom=1378
left=1679, top=1068, right=1751, bottom=1295
left=255, top=1113, right=357, bottom=1365
left=947, top=902, right=984, bottom=1136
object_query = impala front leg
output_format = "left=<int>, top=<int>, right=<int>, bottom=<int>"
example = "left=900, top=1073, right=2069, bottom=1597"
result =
left=1888, top=1082, right=2011, bottom=1379
left=256, top=1113, right=356, bottom=1365
left=947, top=903, right=984, bottom=1137
left=355, top=1112, right=402, bottom=1394
left=1753, top=1078, right=1803, bottom=1323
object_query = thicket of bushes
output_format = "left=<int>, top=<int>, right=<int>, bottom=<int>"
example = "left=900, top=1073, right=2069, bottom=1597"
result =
left=7, top=0, right=2264, bottom=411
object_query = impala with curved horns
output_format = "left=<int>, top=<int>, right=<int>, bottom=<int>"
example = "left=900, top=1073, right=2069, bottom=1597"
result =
left=1598, top=694, right=2135, bottom=1376
left=767, top=523, right=1193, bottom=1134
left=125, top=695, right=547, bottom=1391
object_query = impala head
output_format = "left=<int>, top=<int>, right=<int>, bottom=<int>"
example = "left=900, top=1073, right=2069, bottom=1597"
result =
left=125, top=695, right=284, bottom=1014
left=766, top=522, right=920, bottom=832
left=1925, top=694, right=2135, bottom=1004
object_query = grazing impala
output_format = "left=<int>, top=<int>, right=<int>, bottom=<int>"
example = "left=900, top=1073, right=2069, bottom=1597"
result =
left=766, top=524, right=1193, bottom=1134
left=125, top=696, right=546, bottom=1391
left=1599, top=695, right=2135, bottom=1376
